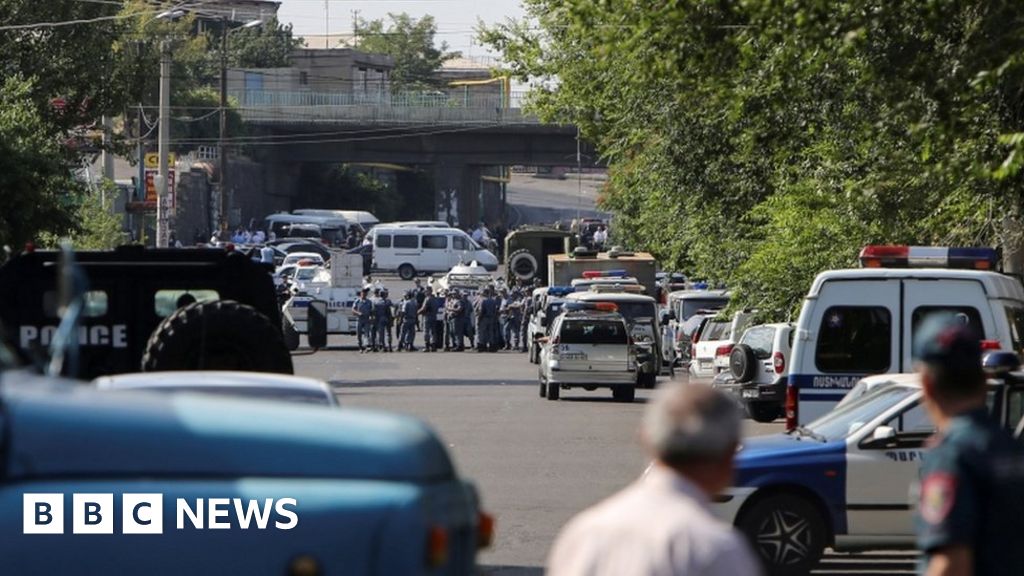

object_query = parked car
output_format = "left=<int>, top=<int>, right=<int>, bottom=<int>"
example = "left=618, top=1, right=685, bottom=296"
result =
left=688, top=311, right=755, bottom=381
left=725, top=322, right=794, bottom=422
left=538, top=303, right=638, bottom=402
left=94, top=371, right=339, bottom=406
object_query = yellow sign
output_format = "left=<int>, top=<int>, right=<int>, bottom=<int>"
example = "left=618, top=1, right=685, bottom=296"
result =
left=143, top=152, right=176, bottom=169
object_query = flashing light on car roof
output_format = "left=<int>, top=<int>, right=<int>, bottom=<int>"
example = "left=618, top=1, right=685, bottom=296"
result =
left=581, top=269, right=627, bottom=279
left=547, top=286, right=576, bottom=297
left=563, top=301, right=619, bottom=312
left=858, top=246, right=999, bottom=270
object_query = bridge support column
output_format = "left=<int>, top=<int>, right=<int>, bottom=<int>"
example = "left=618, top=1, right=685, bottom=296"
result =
left=433, top=164, right=509, bottom=229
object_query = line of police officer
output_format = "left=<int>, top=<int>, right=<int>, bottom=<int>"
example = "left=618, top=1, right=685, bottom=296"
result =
left=351, top=281, right=532, bottom=353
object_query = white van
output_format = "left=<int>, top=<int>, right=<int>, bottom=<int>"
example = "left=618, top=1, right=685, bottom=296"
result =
left=787, top=245, right=1024, bottom=428
left=371, top=226, right=498, bottom=280
left=262, top=213, right=357, bottom=239
left=292, top=209, right=379, bottom=230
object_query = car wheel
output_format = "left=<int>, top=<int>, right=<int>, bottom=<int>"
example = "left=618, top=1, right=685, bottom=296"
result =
left=539, top=378, right=547, bottom=398
left=546, top=380, right=560, bottom=401
left=612, top=385, right=636, bottom=403
left=747, top=402, right=782, bottom=423
left=398, top=264, right=416, bottom=281
left=507, top=248, right=539, bottom=282
left=638, top=372, right=657, bottom=389
left=737, top=494, right=827, bottom=576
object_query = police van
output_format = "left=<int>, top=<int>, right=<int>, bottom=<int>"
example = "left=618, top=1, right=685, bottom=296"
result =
left=370, top=225, right=498, bottom=280
left=715, top=358, right=1024, bottom=574
left=787, top=246, right=1024, bottom=428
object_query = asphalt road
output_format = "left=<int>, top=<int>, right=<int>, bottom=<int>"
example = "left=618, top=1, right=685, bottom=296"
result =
left=505, top=173, right=610, bottom=228
left=293, top=331, right=917, bottom=575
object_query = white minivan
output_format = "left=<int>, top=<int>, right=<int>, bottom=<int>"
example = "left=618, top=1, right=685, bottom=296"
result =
left=371, top=226, right=498, bottom=280
left=787, top=245, right=1024, bottom=429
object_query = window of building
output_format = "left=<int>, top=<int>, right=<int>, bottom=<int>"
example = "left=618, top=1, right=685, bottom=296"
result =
left=299, top=71, right=308, bottom=86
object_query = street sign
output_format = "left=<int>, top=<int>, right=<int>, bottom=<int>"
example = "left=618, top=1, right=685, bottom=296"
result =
left=144, top=152, right=176, bottom=170
left=144, top=170, right=175, bottom=209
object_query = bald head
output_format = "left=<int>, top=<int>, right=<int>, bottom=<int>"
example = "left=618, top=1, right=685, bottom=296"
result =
left=643, top=384, right=741, bottom=468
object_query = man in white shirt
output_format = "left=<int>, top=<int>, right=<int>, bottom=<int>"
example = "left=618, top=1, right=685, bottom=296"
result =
left=548, top=384, right=762, bottom=576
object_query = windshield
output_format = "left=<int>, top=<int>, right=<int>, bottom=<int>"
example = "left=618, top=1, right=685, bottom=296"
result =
left=804, top=385, right=918, bottom=442
left=701, top=321, right=730, bottom=341
left=680, top=298, right=728, bottom=320
left=295, top=268, right=319, bottom=281
left=599, top=302, right=657, bottom=324
left=560, top=320, right=628, bottom=344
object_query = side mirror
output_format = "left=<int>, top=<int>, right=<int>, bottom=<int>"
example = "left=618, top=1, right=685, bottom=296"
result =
left=863, top=425, right=897, bottom=448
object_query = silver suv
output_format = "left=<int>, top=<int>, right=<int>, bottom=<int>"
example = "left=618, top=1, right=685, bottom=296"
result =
left=538, top=306, right=638, bottom=402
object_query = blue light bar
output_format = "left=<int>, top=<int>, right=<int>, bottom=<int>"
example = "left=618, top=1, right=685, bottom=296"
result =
left=948, top=247, right=999, bottom=270
left=547, top=286, right=576, bottom=297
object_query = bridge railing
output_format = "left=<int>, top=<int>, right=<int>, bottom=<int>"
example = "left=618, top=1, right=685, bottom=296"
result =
left=233, top=89, right=538, bottom=125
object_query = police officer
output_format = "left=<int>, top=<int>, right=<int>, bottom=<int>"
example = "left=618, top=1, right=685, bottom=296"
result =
left=914, top=314, right=1024, bottom=576
left=352, top=288, right=373, bottom=353
left=449, top=290, right=466, bottom=351
left=418, top=286, right=441, bottom=352
left=460, top=289, right=474, bottom=349
left=503, top=289, right=524, bottom=351
left=373, top=288, right=394, bottom=352
left=399, top=290, right=418, bottom=351
left=413, top=278, right=426, bottom=330
left=476, top=287, right=499, bottom=352
left=520, top=287, right=534, bottom=354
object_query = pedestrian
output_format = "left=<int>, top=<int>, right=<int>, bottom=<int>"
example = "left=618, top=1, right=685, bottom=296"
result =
left=520, top=288, right=534, bottom=354
left=413, top=278, right=426, bottom=330
left=374, top=288, right=393, bottom=352
left=913, top=314, right=1024, bottom=576
left=460, top=290, right=474, bottom=349
left=547, top=384, right=761, bottom=576
left=449, top=290, right=466, bottom=351
left=399, top=290, right=418, bottom=351
left=352, top=288, right=373, bottom=353
left=476, top=287, right=500, bottom=352
left=418, top=286, right=442, bottom=352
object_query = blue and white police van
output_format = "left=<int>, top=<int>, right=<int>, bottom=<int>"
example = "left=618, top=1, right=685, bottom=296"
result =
left=786, top=246, right=1024, bottom=429
left=716, top=368, right=1024, bottom=575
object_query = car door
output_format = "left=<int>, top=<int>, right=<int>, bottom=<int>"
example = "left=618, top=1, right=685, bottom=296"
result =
left=795, top=280, right=901, bottom=424
left=421, top=233, right=449, bottom=272
left=901, top=278, right=993, bottom=370
left=844, top=396, right=932, bottom=541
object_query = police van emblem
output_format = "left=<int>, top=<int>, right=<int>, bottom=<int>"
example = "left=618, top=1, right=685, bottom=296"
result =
left=920, top=472, right=955, bottom=524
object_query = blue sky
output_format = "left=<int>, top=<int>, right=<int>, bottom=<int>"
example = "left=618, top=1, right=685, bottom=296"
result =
left=277, top=0, right=526, bottom=56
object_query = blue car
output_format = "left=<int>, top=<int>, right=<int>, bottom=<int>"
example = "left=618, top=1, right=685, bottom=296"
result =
left=0, top=372, right=491, bottom=575
left=714, top=374, right=1024, bottom=575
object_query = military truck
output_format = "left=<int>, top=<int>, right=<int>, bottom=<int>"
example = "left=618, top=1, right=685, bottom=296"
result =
left=504, top=227, right=575, bottom=285
left=0, top=246, right=301, bottom=379
left=547, top=249, right=659, bottom=296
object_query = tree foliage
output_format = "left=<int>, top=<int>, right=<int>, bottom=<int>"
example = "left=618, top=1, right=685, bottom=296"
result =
left=481, top=1, right=1024, bottom=317
left=356, top=13, right=460, bottom=90
left=229, top=18, right=302, bottom=69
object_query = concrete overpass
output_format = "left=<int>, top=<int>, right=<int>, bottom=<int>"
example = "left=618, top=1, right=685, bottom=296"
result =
left=231, top=89, right=601, bottom=226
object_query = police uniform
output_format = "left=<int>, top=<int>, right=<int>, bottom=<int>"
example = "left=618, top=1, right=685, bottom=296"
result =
left=915, top=408, right=1024, bottom=575
left=399, top=292, right=418, bottom=351
left=373, top=291, right=394, bottom=352
left=913, top=316, right=1024, bottom=576
left=418, top=291, right=442, bottom=352
left=476, top=291, right=500, bottom=352
left=352, top=291, right=373, bottom=352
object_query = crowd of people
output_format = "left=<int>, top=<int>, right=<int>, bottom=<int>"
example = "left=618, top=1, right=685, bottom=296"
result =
left=349, top=277, right=538, bottom=354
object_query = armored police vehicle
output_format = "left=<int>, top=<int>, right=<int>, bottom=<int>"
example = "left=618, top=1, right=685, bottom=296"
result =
left=0, top=246, right=293, bottom=379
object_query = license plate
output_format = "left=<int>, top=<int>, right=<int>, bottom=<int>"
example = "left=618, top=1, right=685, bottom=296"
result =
left=742, top=389, right=759, bottom=399
left=562, top=352, right=588, bottom=361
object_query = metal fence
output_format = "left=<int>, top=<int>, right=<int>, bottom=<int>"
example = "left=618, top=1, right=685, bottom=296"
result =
left=232, top=90, right=537, bottom=125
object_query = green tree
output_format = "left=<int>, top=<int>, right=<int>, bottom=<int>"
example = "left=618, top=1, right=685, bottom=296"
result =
left=356, top=13, right=460, bottom=90
left=228, top=17, right=302, bottom=68
left=38, top=180, right=127, bottom=250
left=482, top=1, right=1024, bottom=317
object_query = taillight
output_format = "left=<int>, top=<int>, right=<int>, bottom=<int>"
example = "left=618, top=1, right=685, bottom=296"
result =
left=981, top=340, right=1001, bottom=351
left=785, top=386, right=798, bottom=431
left=426, top=525, right=449, bottom=568
left=715, top=344, right=733, bottom=358
left=773, top=352, right=785, bottom=374
left=477, top=512, right=495, bottom=549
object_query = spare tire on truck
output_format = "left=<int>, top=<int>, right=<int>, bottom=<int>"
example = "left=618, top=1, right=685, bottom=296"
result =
left=508, top=248, right=539, bottom=283
left=142, top=300, right=294, bottom=374
left=729, top=344, right=758, bottom=383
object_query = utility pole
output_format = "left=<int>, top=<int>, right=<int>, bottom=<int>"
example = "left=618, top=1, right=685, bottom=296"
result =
left=156, top=40, right=172, bottom=248
left=352, top=9, right=360, bottom=45
left=219, top=17, right=229, bottom=236
left=324, top=0, right=329, bottom=49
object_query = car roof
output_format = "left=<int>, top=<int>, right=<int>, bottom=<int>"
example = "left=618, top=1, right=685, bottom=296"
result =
left=746, top=322, right=794, bottom=331
left=668, top=289, right=730, bottom=299
left=284, top=252, right=323, bottom=259
left=94, top=371, right=333, bottom=395
left=560, top=310, right=625, bottom=321
left=809, top=268, right=1024, bottom=301
left=566, top=292, right=656, bottom=303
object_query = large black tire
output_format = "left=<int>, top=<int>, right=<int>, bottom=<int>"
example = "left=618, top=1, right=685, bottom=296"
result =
left=398, top=264, right=416, bottom=281
left=142, top=300, right=294, bottom=374
left=282, top=316, right=300, bottom=351
left=730, top=344, right=759, bottom=382
left=638, top=371, right=657, bottom=389
left=508, top=249, right=539, bottom=282
left=539, top=378, right=547, bottom=398
left=737, top=493, right=827, bottom=576
left=747, top=402, right=782, bottom=423
left=546, top=380, right=560, bottom=400
left=612, top=385, right=636, bottom=403
left=530, top=341, right=539, bottom=364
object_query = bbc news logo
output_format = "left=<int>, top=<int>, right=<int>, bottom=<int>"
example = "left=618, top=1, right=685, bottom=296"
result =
left=23, top=494, right=298, bottom=534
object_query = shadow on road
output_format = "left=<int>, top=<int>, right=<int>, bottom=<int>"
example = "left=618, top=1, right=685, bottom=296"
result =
left=557, top=396, right=650, bottom=404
